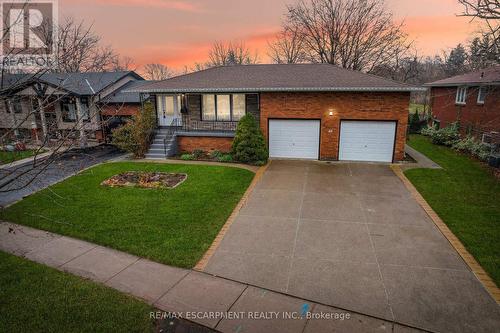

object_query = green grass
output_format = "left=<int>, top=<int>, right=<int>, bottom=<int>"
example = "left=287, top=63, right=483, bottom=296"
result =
left=405, top=135, right=500, bottom=284
left=0, top=250, right=154, bottom=332
left=0, top=150, right=37, bottom=164
left=0, top=162, right=254, bottom=268
left=409, top=103, right=428, bottom=114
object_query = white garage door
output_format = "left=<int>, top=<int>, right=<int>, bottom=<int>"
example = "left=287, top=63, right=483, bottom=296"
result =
left=339, top=121, right=396, bottom=162
left=269, top=119, right=320, bottom=159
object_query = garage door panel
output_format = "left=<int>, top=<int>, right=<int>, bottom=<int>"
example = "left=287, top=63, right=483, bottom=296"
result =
left=339, top=121, right=396, bottom=162
left=269, top=120, right=320, bottom=159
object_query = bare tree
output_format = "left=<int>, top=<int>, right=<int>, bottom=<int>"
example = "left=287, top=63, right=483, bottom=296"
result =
left=111, top=56, right=136, bottom=71
left=207, top=41, right=258, bottom=67
left=458, top=0, right=500, bottom=51
left=143, top=63, right=173, bottom=80
left=268, top=25, right=307, bottom=63
left=283, top=0, right=412, bottom=72
left=53, top=18, right=120, bottom=72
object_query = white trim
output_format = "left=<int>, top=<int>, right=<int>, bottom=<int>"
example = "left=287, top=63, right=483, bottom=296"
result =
left=455, top=87, right=467, bottom=105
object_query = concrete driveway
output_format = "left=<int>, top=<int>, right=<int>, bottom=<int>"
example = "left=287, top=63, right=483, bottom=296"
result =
left=204, top=160, right=500, bottom=332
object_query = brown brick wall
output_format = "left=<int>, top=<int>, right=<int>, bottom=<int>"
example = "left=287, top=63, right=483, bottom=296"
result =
left=259, top=92, right=410, bottom=161
left=177, top=136, right=233, bottom=153
left=100, top=104, right=141, bottom=117
left=430, top=86, right=500, bottom=136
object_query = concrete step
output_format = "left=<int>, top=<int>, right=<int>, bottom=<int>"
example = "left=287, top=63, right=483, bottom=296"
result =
left=145, top=154, right=166, bottom=159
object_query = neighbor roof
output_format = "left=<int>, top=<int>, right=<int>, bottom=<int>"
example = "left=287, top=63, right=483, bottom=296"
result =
left=130, top=64, right=423, bottom=93
left=100, top=80, right=151, bottom=104
left=425, top=66, right=500, bottom=87
left=2, top=71, right=143, bottom=95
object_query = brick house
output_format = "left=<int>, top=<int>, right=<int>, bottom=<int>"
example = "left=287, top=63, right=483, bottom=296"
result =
left=132, top=64, right=423, bottom=162
left=0, top=71, right=145, bottom=143
left=425, top=66, right=500, bottom=141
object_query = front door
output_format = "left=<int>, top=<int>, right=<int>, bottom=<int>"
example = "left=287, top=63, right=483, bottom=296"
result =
left=157, top=95, right=182, bottom=126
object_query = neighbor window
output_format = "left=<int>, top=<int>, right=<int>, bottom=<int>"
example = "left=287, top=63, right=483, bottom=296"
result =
left=455, top=87, right=467, bottom=104
left=477, top=86, right=487, bottom=104
left=201, top=94, right=246, bottom=121
left=4, top=97, right=23, bottom=113
left=61, top=98, right=77, bottom=122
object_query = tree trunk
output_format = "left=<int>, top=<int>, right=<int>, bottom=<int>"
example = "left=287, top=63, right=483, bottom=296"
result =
left=6, top=99, right=20, bottom=137
left=75, top=97, right=88, bottom=148
left=37, top=97, right=48, bottom=141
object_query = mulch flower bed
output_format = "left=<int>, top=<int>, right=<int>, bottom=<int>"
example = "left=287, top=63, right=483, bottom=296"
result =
left=101, top=172, right=187, bottom=189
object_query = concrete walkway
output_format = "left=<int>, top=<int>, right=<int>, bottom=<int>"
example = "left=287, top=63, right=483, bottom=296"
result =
left=0, top=222, right=424, bottom=333
left=402, top=144, right=441, bottom=170
left=204, top=160, right=500, bottom=333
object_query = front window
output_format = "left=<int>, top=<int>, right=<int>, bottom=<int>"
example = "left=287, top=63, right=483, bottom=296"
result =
left=455, top=87, right=467, bottom=104
left=216, top=94, right=231, bottom=121
left=202, top=94, right=246, bottom=121
left=477, top=86, right=487, bottom=104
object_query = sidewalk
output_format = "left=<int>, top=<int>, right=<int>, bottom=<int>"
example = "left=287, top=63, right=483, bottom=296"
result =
left=0, top=222, right=425, bottom=333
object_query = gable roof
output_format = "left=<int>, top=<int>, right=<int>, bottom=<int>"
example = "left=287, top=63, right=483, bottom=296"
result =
left=425, top=66, right=500, bottom=87
left=100, top=79, right=152, bottom=104
left=130, top=64, right=423, bottom=93
left=1, top=71, right=143, bottom=96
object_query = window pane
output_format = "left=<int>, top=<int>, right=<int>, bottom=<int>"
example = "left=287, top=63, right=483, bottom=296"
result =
left=232, top=94, right=246, bottom=121
left=217, top=95, right=230, bottom=121
left=478, top=87, right=486, bottom=103
left=165, top=96, right=174, bottom=115
left=202, top=95, right=215, bottom=120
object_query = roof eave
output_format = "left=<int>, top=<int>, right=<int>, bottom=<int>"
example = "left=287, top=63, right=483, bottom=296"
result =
left=424, top=81, right=500, bottom=87
left=126, top=86, right=426, bottom=93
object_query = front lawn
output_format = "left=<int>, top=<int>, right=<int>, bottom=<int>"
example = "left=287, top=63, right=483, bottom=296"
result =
left=0, top=162, right=254, bottom=268
left=405, top=135, right=500, bottom=285
left=0, top=150, right=36, bottom=164
left=0, top=250, right=154, bottom=332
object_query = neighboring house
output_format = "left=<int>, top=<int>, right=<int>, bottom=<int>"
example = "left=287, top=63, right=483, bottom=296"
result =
left=132, top=64, right=422, bottom=162
left=425, top=66, right=500, bottom=141
left=0, top=71, right=145, bottom=142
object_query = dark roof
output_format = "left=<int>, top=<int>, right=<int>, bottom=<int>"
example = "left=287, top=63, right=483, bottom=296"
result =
left=425, top=66, right=500, bottom=87
left=101, top=80, right=151, bottom=104
left=1, top=71, right=143, bottom=95
left=130, top=64, right=423, bottom=93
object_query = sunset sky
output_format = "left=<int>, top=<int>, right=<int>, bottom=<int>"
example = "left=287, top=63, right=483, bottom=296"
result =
left=61, top=0, right=481, bottom=71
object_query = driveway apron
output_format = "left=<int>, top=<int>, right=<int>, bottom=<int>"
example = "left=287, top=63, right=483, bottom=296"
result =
left=204, top=160, right=500, bottom=332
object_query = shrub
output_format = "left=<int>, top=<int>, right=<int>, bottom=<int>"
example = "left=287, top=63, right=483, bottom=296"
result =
left=420, top=125, right=436, bottom=137
left=430, top=123, right=460, bottom=146
left=180, top=154, right=194, bottom=160
left=231, top=114, right=268, bottom=164
left=408, top=111, right=426, bottom=134
left=217, top=154, right=233, bottom=162
left=192, top=149, right=204, bottom=159
left=112, top=102, right=156, bottom=158
left=452, top=137, right=491, bottom=161
left=209, top=150, right=223, bottom=159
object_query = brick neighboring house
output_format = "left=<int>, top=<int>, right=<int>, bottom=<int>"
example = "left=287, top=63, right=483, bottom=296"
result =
left=132, top=64, right=423, bottom=162
left=0, top=71, right=145, bottom=143
left=425, top=66, right=500, bottom=142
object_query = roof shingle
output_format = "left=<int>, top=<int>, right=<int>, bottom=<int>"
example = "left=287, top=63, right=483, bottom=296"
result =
left=425, top=66, right=500, bottom=87
left=130, top=64, right=423, bottom=93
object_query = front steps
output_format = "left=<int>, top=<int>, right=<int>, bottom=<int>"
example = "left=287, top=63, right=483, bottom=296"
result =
left=144, top=128, right=178, bottom=159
